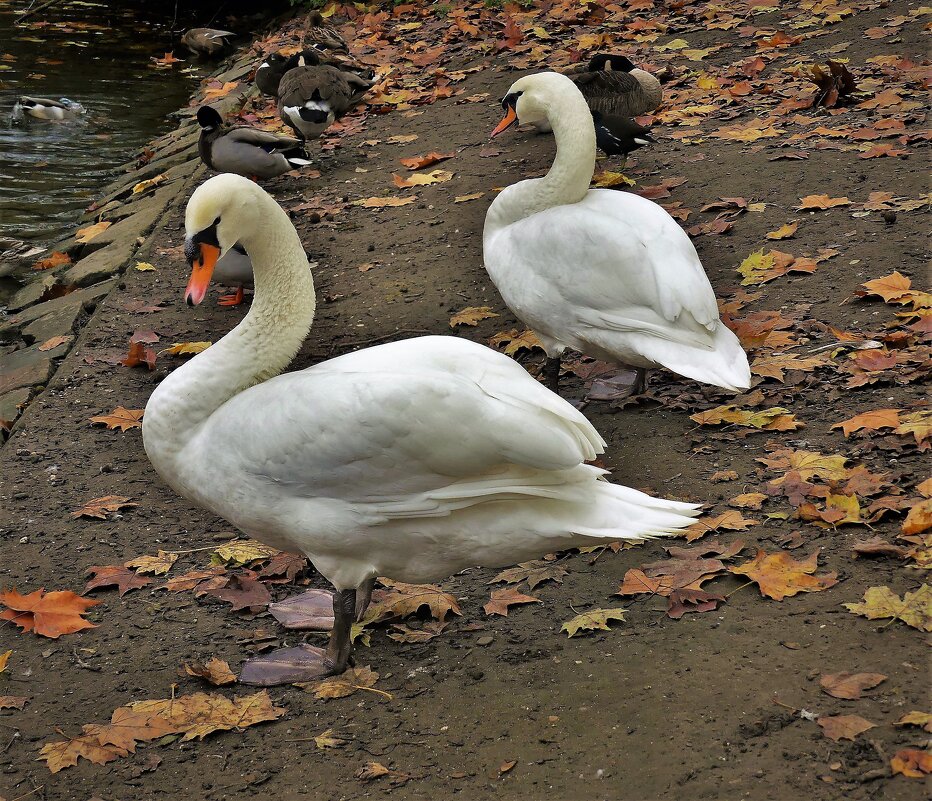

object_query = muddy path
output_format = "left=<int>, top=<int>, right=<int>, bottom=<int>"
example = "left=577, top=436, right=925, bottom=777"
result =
left=1, top=2, right=929, bottom=800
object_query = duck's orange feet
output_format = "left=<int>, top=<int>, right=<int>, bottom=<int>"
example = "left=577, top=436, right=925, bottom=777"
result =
left=218, top=286, right=245, bottom=306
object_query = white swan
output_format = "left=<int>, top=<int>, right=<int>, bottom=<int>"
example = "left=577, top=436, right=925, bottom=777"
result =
left=143, top=174, right=701, bottom=677
left=484, top=72, right=750, bottom=395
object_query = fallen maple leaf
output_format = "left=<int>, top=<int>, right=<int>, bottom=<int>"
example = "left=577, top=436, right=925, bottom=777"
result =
left=33, top=251, right=71, bottom=271
left=765, top=222, right=798, bottom=240
left=127, top=690, right=284, bottom=741
left=689, top=405, right=803, bottom=431
left=392, top=169, right=453, bottom=189
left=483, top=587, right=541, bottom=616
left=300, top=665, right=388, bottom=700
left=729, top=550, right=838, bottom=600
left=38, top=334, right=72, bottom=351
left=314, top=728, right=346, bottom=749
left=758, top=449, right=849, bottom=481
left=162, top=341, right=211, bottom=356
left=489, top=560, right=568, bottom=590
left=0, top=695, right=28, bottom=710
left=75, top=221, right=111, bottom=243
left=356, top=761, right=409, bottom=784
left=820, top=671, right=886, bottom=699
left=125, top=551, right=177, bottom=576
left=805, top=60, right=857, bottom=107
left=200, top=573, right=271, bottom=612
left=89, top=406, right=144, bottom=432
left=72, top=495, right=136, bottom=519
left=39, top=733, right=128, bottom=773
left=0, top=588, right=99, bottom=638
left=895, top=711, right=932, bottom=733
left=155, top=567, right=226, bottom=592
left=818, top=714, right=875, bottom=742
left=353, top=196, right=417, bottom=208
left=123, top=340, right=156, bottom=370
left=83, top=705, right=177, bottom=752
left=213, top=539, right=280, bottom=566
left=857, top=271, right=913, bottom=303
left=488, top=328, right=544, bottom=356
left=363, top=580, right=461, bottom=622
left=797, top=194, right=851, bottom=211
left=890, top=748, right=932, bottom=779
left=592, top=170, right=635, bottom=188
left=449, top=306, right=499, bottom=328
left=683, top=510, right=757, bottom=542
left=257, top=552, right=306, bottom=584
left=843, top=585, right=931, bottom=631
left=561, top=608, right=627, bottom=637
left=0, top=650, right=10, bottom=673
left=85, top=565, right=152, bottom=597
left=387, top=621, right=448, bottom=643
left=750, top=353, right=828, bottom=381
left=454, top=191, right=485, bottom=203
left=666, top=588, right=726, bottom=619
left=183, top=657, right=237, bottom=686
left=903, top=499, right=932, bottom=536
left=399, top=151, right=455, bottom=170
left=896, top=410, right=931, bottom=446
left=832, top=408, right=900, bottom=437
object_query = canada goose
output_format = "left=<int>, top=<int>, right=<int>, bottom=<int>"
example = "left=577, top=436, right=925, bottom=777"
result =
left=196, top=105, right=311, bottom=180
left=181, top=28, right=236, bottom=58
left=485, top=73, right=750, bottom=396
left=592, top=111, right=657, bottom=159
left=277, top=64, right=372, bottom=141
left=567, top=53, right=662, bottom=119
left=256, top=49, right=373, bottom=98
left=143, top=174, right=700, bottom=678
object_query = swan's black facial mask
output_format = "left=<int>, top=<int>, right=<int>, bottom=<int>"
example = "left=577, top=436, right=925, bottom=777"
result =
left=491, top=91, right=523, bottom=138
left=184, top=217, right=221, bottom=306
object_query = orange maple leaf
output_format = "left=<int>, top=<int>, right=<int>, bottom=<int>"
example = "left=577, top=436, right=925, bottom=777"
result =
left=0, top=588, right=99, bottom=638
left=729, top=550, right=838, bottom=600
left=89, top=406, right=144, bottom=432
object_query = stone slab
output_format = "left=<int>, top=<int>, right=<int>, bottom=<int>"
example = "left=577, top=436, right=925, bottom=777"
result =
left=7, top=279, right=116, bottom=327
left=7, top=275, right=60, bottom=312
left=64, top=238, right=136, bottom=287
left=22, top=304, right=84, bottom=345
left=0, top=387, right=31, bottom=428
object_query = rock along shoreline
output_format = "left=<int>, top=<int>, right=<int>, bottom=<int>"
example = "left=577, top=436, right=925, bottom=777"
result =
left=0, top=42, right=263, bottom=440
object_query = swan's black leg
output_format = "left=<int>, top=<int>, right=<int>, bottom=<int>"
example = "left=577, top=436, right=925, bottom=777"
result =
left=324, top=588, right=356, bottom=674
left=355, top=577, right=376, bottom=621
left=543, top=356, right=562, bottom=393
left=633, top=368, right=649, bottom=395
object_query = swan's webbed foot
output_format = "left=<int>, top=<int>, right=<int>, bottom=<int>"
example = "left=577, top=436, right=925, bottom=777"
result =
left=543, top=356, right=562, bottom=394
left=218, top=285, right=245, bottom=306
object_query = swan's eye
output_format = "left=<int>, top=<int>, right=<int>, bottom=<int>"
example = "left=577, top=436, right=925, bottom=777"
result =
left=501, top=91, right=523, bottom=110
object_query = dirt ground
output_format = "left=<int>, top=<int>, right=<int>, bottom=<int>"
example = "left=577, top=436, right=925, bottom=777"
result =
left=1, top=2, right=929, bottom=800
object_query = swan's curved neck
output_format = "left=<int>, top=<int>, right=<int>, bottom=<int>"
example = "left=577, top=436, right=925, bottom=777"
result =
left=144, top=197, right=315, bottom=464
left=493, top=89, right=596, bottom=227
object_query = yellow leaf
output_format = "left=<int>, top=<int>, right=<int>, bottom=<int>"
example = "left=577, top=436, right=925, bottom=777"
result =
left=894, top=711, right=932, bottom=733
left=0, top=649, right=10, bottom=673
left=132, top=175, right=165, bottom=194
left=592, top=170, right=635, bottom=188
left=134, top=261, right=156, bottom=271
left=689, top=405, right=803, bottom=431
left=314, top=728, right=347, bottom=749
left=299, top=665, right=390, bottom=700
left=561, top=608, right=627, bottom=637
left=125, top=551, right=177, bottom=575
left=183, top=657, right=237, bottom=686
left=488, top=328, right=544, bottom=357
left=844, top=584, right=932, bottom=631
left=766, top=222, right=798, bottom=240
left=454, top=192, right=485, bottom=203
left=902, top=498, right=932, bottom=536
left=729, top=550, right=838, bottom=600
left=353, top=196, right=417, bottom=208
left=162, top=341, right=212, bottom=356
left=656, top=38, right=689, bottom=51
left=75, top=221, right=111, bottom=243
left=213, top=539, right=280, bottom=566
left=392, top=169, right=453, bottom=188
left=89, top=406, right=145, bottom=432
left=449, top=306, right=499, bottom=328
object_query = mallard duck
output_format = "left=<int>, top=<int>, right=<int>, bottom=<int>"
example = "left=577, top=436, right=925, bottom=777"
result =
left=144, top=174, right=700, bottom=677
left=12, top=96, right=85, bottom=121
left=196, top=105, right=311, bottom=180
left=181, top=28, right=236, bottom=58
left=566, top=53, right=662, bottom=119
left=591, top=111, right=656, bottom=159
left=277, top=64, right=372, bottom=141
left=484, top=73, right=750, bottom=395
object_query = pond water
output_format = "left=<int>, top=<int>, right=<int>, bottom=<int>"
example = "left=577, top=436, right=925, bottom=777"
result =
left=0, top=1, right=202, bottom=253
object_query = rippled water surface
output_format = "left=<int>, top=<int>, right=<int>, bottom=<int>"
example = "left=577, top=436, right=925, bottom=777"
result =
left=0, top=2, right=200, bottom=247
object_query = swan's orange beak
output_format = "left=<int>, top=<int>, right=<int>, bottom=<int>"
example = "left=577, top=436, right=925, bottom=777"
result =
left=185, top=243, right=219, bottom=306
left=491, top=106, right=518, bottom=138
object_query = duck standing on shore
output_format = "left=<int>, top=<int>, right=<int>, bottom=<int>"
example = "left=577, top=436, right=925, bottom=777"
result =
left=277, top=63, right=372, bottom=141
left=181, top=28, right=236, bottom=58
left=196, top=106, right=311, bottom=180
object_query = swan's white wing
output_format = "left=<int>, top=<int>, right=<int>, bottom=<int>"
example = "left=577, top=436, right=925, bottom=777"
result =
left=194, top=337, right=604, bottom=519
left=486, top=189, right=721, bottom=340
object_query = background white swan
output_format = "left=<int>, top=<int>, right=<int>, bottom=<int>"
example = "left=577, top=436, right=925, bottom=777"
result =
left=143, top=174, right=701, bottom=677
left=484, top=72, right=750, bottom=395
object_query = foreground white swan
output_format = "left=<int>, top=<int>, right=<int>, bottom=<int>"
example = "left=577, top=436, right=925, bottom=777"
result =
left=484, top=72, right=750, bottom=395
left=143, top=174, right=701, bottom=676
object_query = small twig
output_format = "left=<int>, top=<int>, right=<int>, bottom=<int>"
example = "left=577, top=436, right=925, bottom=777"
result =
left=15, top=0, right=59, bottom=23
left=72, top=647, right=100, bottom=672
left=353, top=685, right=393, bottom=700
left=160, top=545, right=220, bottom=555
left=10, top=786, right=43, bottom=801
left=2, top=729, right=20, bottom=753
left=337, top=328, right=430, bottom=349
left=771, top=696, right=799, bottom=713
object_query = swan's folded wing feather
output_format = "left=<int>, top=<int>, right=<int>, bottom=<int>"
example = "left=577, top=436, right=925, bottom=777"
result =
left=489, top=191, right=721, bottom=333
left=199, top=338, right=605, bottom=516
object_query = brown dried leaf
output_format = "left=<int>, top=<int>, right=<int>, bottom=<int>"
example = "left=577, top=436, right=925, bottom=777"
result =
left=89, top=406, right=144, bottom=432
left=483, top=587, right=541, bottom=616
left=84, top=565, right=152, bottom=597
left=183, top=657, right=237, bottom=686
left=449, top=306, right=499, bottom=328
left=71, top=495, right=136, bottom=520
left=817, top=715, right=875, bottom=742
left=489, top=560, right=568, bottom=590
left=0, top=588, right=99, bottom=638
left=729, top=550, right=838, bottom=600
left=819, top=671, right=886, bottom=699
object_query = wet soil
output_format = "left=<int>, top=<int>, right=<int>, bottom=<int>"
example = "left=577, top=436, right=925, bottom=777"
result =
left=0, top=4, right=929, bottom=801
